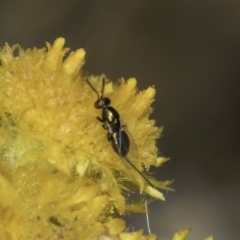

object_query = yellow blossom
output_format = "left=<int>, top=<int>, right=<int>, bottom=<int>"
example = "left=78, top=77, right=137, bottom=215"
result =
left=0, top=38, right=212, bottom=239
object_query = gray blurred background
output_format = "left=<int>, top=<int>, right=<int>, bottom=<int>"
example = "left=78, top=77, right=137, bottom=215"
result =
left=1, top=1, right=239, bottom=239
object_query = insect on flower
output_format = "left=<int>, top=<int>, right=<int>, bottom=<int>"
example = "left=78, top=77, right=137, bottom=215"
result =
left=85, top=78, right=154, bottom=188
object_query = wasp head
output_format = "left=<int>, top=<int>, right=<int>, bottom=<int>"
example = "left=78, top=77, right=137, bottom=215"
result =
left=86, top=78, right=111, bottom=109
left=94, top=97, right=111, bottom=109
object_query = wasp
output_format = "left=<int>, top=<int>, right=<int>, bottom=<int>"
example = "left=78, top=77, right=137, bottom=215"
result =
left=86, top=78, right=153, bottom=187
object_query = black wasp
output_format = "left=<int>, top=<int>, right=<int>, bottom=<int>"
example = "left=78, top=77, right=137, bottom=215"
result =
left=86, top=78, right=153, bottom=188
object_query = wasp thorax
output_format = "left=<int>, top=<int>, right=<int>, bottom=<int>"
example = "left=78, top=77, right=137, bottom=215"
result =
left=94, top=98, right=111, bottom=109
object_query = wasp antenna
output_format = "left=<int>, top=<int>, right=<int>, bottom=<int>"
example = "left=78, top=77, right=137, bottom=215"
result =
left=85, top=79, right=100, bottom=99
left=100, top=78, right=106, bottom=99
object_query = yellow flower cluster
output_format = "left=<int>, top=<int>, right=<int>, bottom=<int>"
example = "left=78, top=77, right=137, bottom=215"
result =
left=0, top=38, right=212, bottom=240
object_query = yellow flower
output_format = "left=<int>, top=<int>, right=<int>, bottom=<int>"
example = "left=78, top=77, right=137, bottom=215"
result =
left=0, top=38, right=212, bottom=240
left=171, top=229, right=214, bottom=240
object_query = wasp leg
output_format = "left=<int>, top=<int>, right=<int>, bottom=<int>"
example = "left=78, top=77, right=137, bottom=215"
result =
left=96, top=116, right=103, bottom=122
left=121, top=124, right=126, bottom=130
left=107, top=133, right=112, bottom=142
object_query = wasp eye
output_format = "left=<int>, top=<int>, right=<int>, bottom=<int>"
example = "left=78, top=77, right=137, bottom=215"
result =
left=94, top=100, right=102, bottom=109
